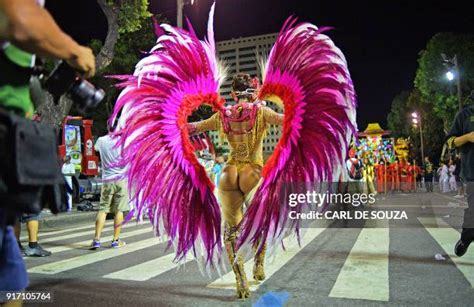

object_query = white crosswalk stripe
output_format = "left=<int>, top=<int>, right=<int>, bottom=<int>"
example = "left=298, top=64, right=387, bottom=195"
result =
left=103, top=252, right=191, bottom=281
left=24, top=214, right=474, bottom=304
left=28, top=236, right=164, bottom=274
left=26, top=222, right=138, bottom=245
left=25, top=226, right=153, bottom=257
left=20, top=221, right=113, bottom=241
left=419, top=217, right=474, bottom=287
left=207, top=228, right=326, bottom=291
left=329, top=222, right=390, bottom=301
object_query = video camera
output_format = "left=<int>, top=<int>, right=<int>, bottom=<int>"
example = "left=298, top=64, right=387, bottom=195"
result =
left=0, top=62, right=104, bottom=221
left=36, top=61, right=105, bottom=113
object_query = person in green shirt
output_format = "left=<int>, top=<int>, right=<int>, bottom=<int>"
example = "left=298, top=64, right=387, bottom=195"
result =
left=0, top=0, right=96, bottom=117
left=0, top=1, right=96, bottom=303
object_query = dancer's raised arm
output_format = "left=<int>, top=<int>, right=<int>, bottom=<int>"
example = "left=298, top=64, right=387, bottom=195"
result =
left=262, top=106, right=284, bottom=125
left=188, top=113, right=220, bottom=134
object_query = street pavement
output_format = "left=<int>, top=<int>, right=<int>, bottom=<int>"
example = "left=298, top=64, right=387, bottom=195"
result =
left=20, top=190, right=474, bottom=306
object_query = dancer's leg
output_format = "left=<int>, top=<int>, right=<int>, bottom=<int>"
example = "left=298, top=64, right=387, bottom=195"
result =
left=238, top=164, right=266, bottom=281
left=218, top=165, right=250, bottom=299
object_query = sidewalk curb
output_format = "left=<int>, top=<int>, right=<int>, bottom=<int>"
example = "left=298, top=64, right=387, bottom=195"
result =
left=39, top=211, right=97, bottom=228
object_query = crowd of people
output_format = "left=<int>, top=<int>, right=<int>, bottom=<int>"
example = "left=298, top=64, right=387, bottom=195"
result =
left=345, top=150, right=466, bottom=196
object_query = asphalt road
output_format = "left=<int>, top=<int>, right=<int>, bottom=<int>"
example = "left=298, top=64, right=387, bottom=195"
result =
left=19, top=190, right=474, bottom=307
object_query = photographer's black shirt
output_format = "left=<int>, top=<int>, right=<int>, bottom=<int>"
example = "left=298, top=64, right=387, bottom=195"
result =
left=447, top=105, right=474, bottom=181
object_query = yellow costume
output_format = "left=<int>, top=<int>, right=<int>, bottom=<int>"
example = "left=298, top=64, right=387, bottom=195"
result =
left=190, top=104, right=283, bottom=169
left=189, top=102, right=283, bottom=298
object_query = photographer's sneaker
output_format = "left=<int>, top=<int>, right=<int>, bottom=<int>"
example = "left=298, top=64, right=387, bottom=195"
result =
left=455, top=239, right=471, bottom=257
left=454, top=195, right=464, bottom=199
left=111, top=239, right=126, bottom=248
left=24, top=244, right=52, bottom=257
left=90, top=240, right=101, bottom=250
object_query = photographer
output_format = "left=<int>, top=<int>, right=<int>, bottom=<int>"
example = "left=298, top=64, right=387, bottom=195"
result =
left=447, top=103, right=474, bottom=257
left=0, top=0, right=96, bottom=303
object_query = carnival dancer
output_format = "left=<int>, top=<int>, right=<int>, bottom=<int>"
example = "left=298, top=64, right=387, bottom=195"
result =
left=400, top=161, right=410, bottom=192
left=109, top=3, right=356, bottom=299
left=386, top=162, right=393, bottom=191
left=363, top=157, right=376, bottom=196
left=393, top=161, right=401, bottom=191
left=189, top=73, right=283, bottom=297
left=407, top=162, right=417, bottom=192
left=375, top=159, right=387, bottom=193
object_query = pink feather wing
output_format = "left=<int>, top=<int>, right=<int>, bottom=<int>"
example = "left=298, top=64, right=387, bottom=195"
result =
left=238, top=17, right=357, bottom=253
left=109, top=4, right=225, bottom=270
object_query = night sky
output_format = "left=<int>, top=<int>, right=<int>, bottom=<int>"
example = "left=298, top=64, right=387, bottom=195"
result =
left=45, top=0, right=474, bottom=130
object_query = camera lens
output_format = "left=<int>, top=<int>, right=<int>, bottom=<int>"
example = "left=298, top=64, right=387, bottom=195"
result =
left=43, top=62, right=105, bottom=113
left=70, top=79, right=105, bottom=113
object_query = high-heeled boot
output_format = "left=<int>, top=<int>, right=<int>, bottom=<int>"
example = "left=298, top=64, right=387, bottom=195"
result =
left=253, top=243, right=266, bottom=281
left=224, top=224, right=250, bottom=299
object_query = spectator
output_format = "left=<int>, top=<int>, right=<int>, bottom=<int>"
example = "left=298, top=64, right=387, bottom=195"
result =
left=346, top=149, right=364, bottom=195
left=423, top=157, right=434, bottom=192
left=0, top=0, right=95, bottom=302
left=90, top=130, right=128, bottom=250
left=61, top=155, right=75, bottom=211
left=448, top=158, right=457, bottom=192
left=14, top=217, right=51, bottom=257
left=446, top=103, right=474, bottom=257
left=198, top=150, right=214, bottom=177
left=438, top=161, right=449, bottom=193
left=213, top=155, right=225, bottom=187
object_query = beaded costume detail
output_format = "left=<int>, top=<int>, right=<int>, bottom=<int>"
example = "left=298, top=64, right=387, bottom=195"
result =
left=190, top=102, right=282, bottom=170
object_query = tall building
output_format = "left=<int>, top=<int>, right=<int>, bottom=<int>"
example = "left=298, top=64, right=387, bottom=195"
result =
left=209, top=33, right=283, bottom=158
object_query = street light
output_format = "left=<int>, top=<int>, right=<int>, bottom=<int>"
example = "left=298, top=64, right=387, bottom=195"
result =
left=411, top=111, right=425, bottom=163
left=441, top=53, right=463, bottom=111
left=177, top=0, right=197, bottom=28
left=446, top=71, right=455, bottom=81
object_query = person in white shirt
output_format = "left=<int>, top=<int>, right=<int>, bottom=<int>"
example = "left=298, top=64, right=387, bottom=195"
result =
left=90, top=130, right=128, bottom=249
left=448, top=159, right=457, bottom=192
left=61, top=155, right=75, bottom=211
left=346, top=149, right=364, bottom=194
left=438, top=161, right=450, bottom=193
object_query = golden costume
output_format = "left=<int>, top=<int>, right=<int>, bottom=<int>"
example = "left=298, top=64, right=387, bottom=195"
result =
left=189, top=101, right=283, bottom=298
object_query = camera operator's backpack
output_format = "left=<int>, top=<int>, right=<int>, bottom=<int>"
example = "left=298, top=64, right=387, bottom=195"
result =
left=0, top=109, right=67, bottom=214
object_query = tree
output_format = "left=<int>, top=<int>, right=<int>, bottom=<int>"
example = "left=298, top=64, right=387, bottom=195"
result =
left=81, top=14, right=162, bottom=136
left=36, top=1, right=152, bottom=129
left=96, top=0, right=152, bottom=69
left=405, top=90, right=445, bottom=164
left=387, top=90, right=445, bottom=164
left=414, top=32, right=474, bottom=130
left=387, top=91, right=411, bottom=137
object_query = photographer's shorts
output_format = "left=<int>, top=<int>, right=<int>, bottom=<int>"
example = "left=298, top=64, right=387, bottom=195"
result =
left=0, top=226, right=28, bottom=293
left=19, top=212, right=41, bottom=223
left=99, top=180, right=129, bottom=213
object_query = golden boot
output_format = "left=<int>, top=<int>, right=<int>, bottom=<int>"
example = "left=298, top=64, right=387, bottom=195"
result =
left=224, top=224, right=250, bottom=299
left=253, top=243, right=266, bottom=281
